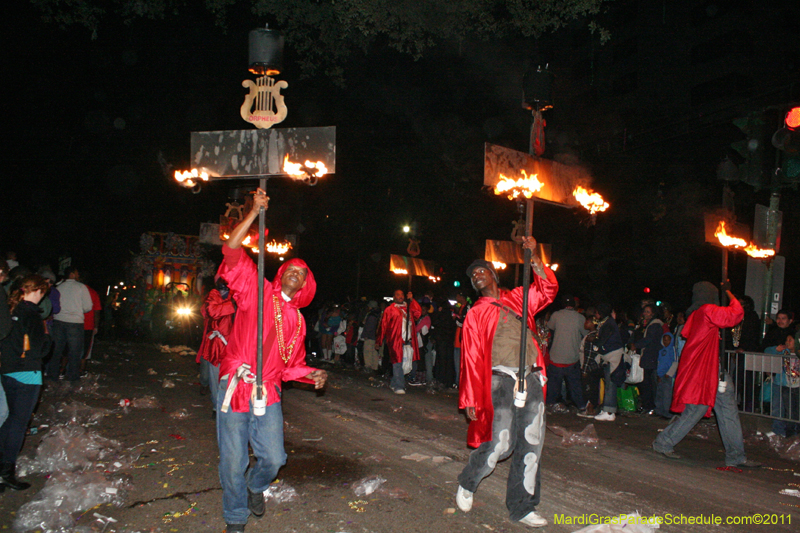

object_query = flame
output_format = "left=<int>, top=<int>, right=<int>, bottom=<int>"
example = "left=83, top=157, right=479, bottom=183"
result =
left=572, top=186, right=609, bottom=215
left=283, top=155, right=328, bottom=179
left=392, top=268, right=409, bottom=275
left=714, top=221, right=775, bottom=258
left=492, top=261, right=507, bottom=270
left=266, top=240, right=292, bottom=255
left=174, top=169, right=209, bottom=188
left=548, top=263, right=559, bottom=272
left=428, top=276, right=441, bottom=283
left=493, top=171, right=543, bottom=200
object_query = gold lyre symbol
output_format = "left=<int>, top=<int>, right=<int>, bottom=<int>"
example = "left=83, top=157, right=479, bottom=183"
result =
left=240, top=75, right=288, bottom=129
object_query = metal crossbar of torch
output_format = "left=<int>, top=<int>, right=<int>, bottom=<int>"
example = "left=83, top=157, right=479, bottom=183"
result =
left=493, top=173, right=609, bottom=407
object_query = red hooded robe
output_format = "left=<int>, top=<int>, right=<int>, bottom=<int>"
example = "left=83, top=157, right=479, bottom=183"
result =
left=217, top=245, right=317, bottom=413
left=458, top=267, right=558, bottom=448
left=376, top=299, right=422, bottom=364
left=196, top=288, right=236, bottom=367
left=671, top=297, right=743, bottom=416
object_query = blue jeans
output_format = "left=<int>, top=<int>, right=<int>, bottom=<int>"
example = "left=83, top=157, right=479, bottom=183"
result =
left=200, top=359, right=220, bottom=411
left=47, top=320, right=85, bottom=381
left=0, top=376, right=41, bottom=463
left=654, top=374, right=674, bottom=418
left=545, top=363, right=585, bottom=408
left=458, top=373, right=545, bottom=521
left=601, top=364, right=618, bottom=413
left=653, top=373, right=747, bottom=466
left=424, top=345, right=436, bottom=384
left=216, top=378, right=287, bottom=525
left=454, top=348, right=461, bottom=386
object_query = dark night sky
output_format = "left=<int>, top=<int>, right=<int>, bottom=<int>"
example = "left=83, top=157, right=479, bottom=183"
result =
left=5, top=1, right=799, bottom=315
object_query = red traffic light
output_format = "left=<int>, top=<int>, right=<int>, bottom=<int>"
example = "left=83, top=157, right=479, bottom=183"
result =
left=786, top=107, right=800, bottom=130
left=643, top=287, right=651, bottom=294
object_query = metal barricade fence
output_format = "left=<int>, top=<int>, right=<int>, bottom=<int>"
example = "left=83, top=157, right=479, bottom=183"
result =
left=723, top=350, right=800, bottom=423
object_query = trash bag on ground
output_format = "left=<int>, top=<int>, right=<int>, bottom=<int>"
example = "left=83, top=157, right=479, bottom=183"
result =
left=46, top=401, right=111, bottom=427
left=16, top=426, right=124, bottom=475
left=263, top=480, right=298, bottom=503
left=548, top=424, right=602, bottom=447
left=13, top=471, right=131, bottom=533
left=352, top=475, right=386, bottom=497
left=570, top=512, right=659, bottom=533
left=767, top=433, right=800, bottom=462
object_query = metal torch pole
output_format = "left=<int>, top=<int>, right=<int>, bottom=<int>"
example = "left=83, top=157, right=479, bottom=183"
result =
left=254, top=177, right=268, bottom=416
left=516, top=198, right=534, bottom=407
left=719, top=248, right=729, bottom=384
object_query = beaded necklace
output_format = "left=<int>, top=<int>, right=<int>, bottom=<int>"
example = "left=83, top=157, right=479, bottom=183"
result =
left=272, top=295, right=302, bottom=363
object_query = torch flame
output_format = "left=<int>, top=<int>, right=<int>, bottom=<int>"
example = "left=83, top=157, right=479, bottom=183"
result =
left=714, top=221, right=775, bottom=259
left=492, top=261, right=507, bottom=270
left=392, top=268, right=409, bottom=275
left=572, top=186, right=609, bottom=215
left=266, top=240, right=292, bottom=255
left=493, top=171, right=543, bottom=200
left=174, top=169, right=209, bottom=188
left=283, top=155, right=328, bottom=179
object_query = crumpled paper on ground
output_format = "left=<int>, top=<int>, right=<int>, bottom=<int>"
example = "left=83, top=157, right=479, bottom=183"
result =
left=352, top=475, right=386, bottom=497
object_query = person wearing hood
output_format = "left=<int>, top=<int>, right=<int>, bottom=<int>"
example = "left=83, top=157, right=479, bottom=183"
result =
left=654, top=332, right=677, bottom=419
left=215, top=189, right=327, bottom=533
left=652, top=282, right=759, bottom=468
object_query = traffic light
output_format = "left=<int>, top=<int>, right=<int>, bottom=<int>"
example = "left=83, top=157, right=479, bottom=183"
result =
left=730, top=112, right=768, bottom=187
left=772, top=105, right=800, bottom=184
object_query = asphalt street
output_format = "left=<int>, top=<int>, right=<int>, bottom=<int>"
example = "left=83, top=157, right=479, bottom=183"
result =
left=1, top=340, right=798, bottom=532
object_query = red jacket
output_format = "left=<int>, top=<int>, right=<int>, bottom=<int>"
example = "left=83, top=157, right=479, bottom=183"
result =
left=376, top=299, right=422, bottom=364
left=671, top=297, right=743, bottom=416
left=196, top=289, right=236, bottom=367
left=217, top=245, right=317, bottom=412
left=458, top=267, right=558, bottom=448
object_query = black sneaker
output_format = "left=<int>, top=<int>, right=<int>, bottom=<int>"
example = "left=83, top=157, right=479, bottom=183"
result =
left=407, top=378, right=424, bottom=387
left=226, top=523, right=246, bottom=533
left=247, top=488, right=265, bottom=517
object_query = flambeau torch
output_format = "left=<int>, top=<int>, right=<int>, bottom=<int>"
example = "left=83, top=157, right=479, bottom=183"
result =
left=493, top=171, right=609, bottom=407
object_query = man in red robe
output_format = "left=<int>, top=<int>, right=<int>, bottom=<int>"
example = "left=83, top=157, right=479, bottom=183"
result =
left=376, top=290, right=421, bottom=394
left=196, top=277, right=236, bottom=417
left=456, top=237, right=558, bottom=528
left=653, top=281, right=760, bottom=468
left=216, top=189, right=327, bottom=533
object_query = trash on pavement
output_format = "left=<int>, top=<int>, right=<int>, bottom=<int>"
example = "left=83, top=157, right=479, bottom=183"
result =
left=131, top=395, right=160, bottom=408
left=548, top=424, right=602, bottom=447
left=264, top=480, right=299, bottom=502
left=169, top=408, right=191, bottom=419
left=162, top=379, right=176, bottom=388
left=47, top=400, right=111, bottom=427
left=352, top=475, right=386, bottom=496
left=17, top=426, right=136, bottom=475
left=13, top=471, right=131, bottom=532
left=400, top=453, right=430, bottom=462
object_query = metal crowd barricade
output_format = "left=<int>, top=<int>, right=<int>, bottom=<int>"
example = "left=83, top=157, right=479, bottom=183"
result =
left=723, top=349, right=800, bottom=424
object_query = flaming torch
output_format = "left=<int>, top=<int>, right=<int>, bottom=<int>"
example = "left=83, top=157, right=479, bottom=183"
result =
left=493, top=171, right=544, bottom=200
left=492, top=261, right=508, bottom=270
left=266, top=240, right=292, bottom=255
left=714, top=221, right=775, bottom=259
left=174, top=169, right=209, bottom=189
left=572, top=186, right=609, bottom=215
left=283, top=155, right=328, bottom=184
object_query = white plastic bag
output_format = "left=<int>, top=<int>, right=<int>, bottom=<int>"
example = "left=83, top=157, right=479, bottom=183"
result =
left=625, top=352, right=644, bottom=384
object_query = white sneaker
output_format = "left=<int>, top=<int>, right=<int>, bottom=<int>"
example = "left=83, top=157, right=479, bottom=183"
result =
left=455, top=485, right=473, bottom=512
left=594, top=411, right=616, bottom=421
left=393, top=389, right=406, bottom=395
left=519, top=511, right=548, bottom=527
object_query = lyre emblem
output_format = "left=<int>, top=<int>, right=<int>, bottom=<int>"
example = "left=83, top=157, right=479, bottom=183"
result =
left=241, top=75, right=288, bottom=129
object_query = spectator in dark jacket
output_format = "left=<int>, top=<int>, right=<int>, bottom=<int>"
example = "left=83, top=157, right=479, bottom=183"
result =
left=0, top=274, right=52, bottom=491
left=761, top=309, right=796, bottom=352
left=593, top=303, right=625, bottom=422
left=632, top=304, right=664, bottom=414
